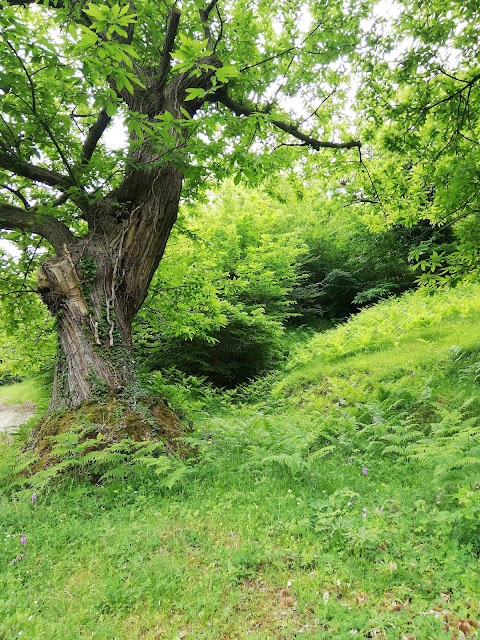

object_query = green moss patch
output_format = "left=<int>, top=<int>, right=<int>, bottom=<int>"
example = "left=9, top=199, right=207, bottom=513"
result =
left=25, top=395, right=187, bottom=474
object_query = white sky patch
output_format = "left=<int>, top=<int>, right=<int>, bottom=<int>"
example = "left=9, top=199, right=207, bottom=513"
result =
left=272, top=4, right=313, bottom=38
left=104, top=118, right=128, bottom=151
left=0, top=239, right=21, bottom=258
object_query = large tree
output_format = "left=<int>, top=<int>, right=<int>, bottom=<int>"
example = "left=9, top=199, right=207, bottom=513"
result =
left=0, top=0, right=368, bottom=412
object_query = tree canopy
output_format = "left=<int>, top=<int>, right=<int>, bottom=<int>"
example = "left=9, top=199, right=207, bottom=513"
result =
left=355, top=0, right=480, bottom=284
left=0, top=0, right=365, bottom=229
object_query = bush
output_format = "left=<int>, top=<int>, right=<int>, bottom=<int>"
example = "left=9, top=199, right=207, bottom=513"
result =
left=135, top=187, right=304, bottom=386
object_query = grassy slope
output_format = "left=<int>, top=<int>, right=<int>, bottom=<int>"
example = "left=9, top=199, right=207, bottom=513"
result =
left=1, top=285, right=480, bottom=640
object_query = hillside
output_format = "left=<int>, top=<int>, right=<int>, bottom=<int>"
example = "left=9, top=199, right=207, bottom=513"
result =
left=1, top=284, right=479, bottom=639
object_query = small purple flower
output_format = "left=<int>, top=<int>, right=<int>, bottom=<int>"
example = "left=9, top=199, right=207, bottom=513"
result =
left=32, top=493, right=37, bottom=506
left=20, top=535, right=27, bottom=546
left=362, top=467, right=369, bottom=476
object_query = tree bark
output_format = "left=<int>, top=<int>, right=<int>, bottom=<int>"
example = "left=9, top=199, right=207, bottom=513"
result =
left=37, top=163, right=183, bottom=409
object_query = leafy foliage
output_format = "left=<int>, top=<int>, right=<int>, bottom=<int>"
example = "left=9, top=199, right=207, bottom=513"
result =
left=2, top=419, right=190, bottom=492
left=353, top=0, right=480, bottom=286
left=135, top=184, right=306, bottom=385
left=133, top=180, right=443, bottom=386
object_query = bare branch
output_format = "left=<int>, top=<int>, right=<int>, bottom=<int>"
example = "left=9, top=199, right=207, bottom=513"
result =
left=4, top=39, right=37, bottom=115
left=438, top=68, right=472, bottom=84
left=4, top=38, right=79, bottom=183
left=240, top=24, right=322, bottom=73
left=0, top=201, right=76, bottom=251
left=0, top=289, right=37, bottom=296
left=199, top=0, right=219, bottom=47
left=298, top=91, right=337, bottom=126
left=420, top=73, right=480, bottom=114
left=212, top=89, right=361, bottom=151
left=351, top=196, right=381, bottom=205
left=0, top=151, right=91, bottom=214
left=358, top=147, right=386, bottom=214
left=40, top=119, right=77, bottom=182
left=0, top=183, right=31, bottom=209
left=272, top=142, right=308, bottom=151
left=432, top=191, right=480, bottom=230
left=458, top=131, right=480, bottom=146
left=158, top=8, right=181, bottom=87
left=213, top=5, right=224, bottom=52
left=48, top=107, right=111, bottom=209
left=204, top=0, right=219, bottom=14
left=1, top=0, right=48, bottom=5
left=240, top=47, right=297, bottom=74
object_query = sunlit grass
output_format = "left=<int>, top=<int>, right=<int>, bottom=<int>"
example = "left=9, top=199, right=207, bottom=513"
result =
left=1, top=461, right=478, bottom=639
left=277, top=282, right=480, bottom=401
left=0, top=378, right=49, bottom=405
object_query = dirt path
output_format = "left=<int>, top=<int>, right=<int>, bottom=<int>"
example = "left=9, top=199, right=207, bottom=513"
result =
left=0, top=403, right=36, bottom=433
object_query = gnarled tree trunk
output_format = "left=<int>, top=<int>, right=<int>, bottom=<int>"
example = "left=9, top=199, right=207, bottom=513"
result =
left=38, top=163, right=183, bottom=409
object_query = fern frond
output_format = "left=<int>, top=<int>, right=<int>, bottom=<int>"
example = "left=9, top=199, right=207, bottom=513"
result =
left=160, top=464, right=190, bottom=489
left=308, top=445, right=335, bottom=462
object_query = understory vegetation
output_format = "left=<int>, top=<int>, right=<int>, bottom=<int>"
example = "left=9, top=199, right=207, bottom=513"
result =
left=0, top=180, right=451, bottom=389
left=1, top=283, right=479, bottom=639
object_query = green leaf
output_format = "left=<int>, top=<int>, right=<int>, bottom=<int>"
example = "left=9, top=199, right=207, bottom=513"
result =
left=171, top=48, right=190, bottom=63
left=84, top=3, right=107, bottom=19
left=184, top=88, right=206, bottom=101
left=215, top=66, right=240, bottom=83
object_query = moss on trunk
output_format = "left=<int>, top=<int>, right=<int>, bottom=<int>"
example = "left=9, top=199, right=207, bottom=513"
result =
left=25, top=394, right=189, bottom=473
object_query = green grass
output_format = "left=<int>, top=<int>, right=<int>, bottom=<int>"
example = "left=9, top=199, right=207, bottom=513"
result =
left=1, top=284, right=480, bottom=639
left=1, top=462, right=478, bottom=639
left=0, top=378, right=50, bottom=406
left=275, top=282, right=480, bottom=409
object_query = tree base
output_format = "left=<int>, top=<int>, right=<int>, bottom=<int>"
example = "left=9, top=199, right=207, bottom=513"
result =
left=25, top=395, right=189, bottom=473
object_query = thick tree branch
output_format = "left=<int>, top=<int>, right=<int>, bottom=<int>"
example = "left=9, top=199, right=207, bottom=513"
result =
left=0, top=151, right=73, bottom=190
left=81, top=109, right=112, bottom=165
left=49, top=111, right=111, bottom=209
left=158, top=8, right=181, bottom=87
left=0, top=201, right=76, bottom=251
left=199, top=0, right=219, bottom=47
left=213, top=90, right=361, bottom=151
left=214, top=6, right=224, bottom=51
left=0, top=152, right=92, bottom=214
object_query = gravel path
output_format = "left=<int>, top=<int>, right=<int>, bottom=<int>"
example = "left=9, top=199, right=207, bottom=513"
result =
left=0, top=403, right=36, bottom=433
